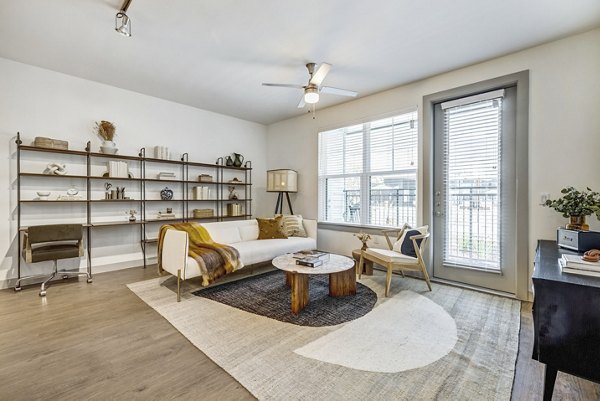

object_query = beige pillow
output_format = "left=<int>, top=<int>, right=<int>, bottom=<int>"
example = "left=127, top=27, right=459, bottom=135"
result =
left=392, top=225, right=428, bottom=253
left=278, top=214, right=307, bottom=237
left=256, top=216, right=288, bottom=240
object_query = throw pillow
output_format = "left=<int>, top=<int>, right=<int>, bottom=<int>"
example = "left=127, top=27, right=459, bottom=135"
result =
left=256, top=216, right=288, bottom=240
left=392, top=225, right=428, bottom=257
left=278, top=214, right=307, bottom=237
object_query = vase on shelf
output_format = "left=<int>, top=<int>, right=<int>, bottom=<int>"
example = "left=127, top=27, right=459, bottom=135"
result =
left=232, top=153, right=244, bottom=167
left=100, top=140, right=118, bottom=155
left=361, top=241, right=368, bottom=251
left=566, top=215, right=589, bottom=231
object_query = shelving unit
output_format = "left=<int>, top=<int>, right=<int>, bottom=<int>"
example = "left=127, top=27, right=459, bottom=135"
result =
left=14, top=132, right=252, bottom=283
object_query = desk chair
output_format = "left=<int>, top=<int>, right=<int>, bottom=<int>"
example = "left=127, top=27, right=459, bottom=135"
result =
left=359, top=224, right=431, bottom=296
left=16, top=224, right=91, bottom=296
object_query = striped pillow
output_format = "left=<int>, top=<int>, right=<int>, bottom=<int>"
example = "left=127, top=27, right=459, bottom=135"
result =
left=279, top=214, right=307, bottom=237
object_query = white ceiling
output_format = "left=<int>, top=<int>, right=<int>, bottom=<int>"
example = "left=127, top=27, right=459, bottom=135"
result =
left=1, top=1, right=599, bottom=125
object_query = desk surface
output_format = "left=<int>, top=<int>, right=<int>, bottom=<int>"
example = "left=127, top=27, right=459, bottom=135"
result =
left=533, top=240, right=600, bottom=289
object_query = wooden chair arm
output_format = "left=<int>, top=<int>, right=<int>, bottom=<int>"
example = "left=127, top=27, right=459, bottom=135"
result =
left=411, top=232, right=430, bottom=260
left=383, top=223, right=411, bottom=250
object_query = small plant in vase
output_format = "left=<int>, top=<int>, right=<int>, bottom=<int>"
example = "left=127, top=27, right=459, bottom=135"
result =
left=354, top=232, right=372, bottom=251
left=544, top=186, right=600, bottom=231
left=95, top=120, right=118, bottom=154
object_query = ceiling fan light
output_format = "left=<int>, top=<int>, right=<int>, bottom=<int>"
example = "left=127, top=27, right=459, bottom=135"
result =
left=304, top=87, right=319, bottom=104
left=115, top=12, right=131, bottom=37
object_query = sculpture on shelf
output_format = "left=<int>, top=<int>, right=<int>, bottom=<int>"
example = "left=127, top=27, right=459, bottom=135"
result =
left=228, top=186, right=239, bottom=200
left=127, top=209, right=137, bottom=222
left=43, top=162, right=67, bottom=175
left=160, top=187, right=174, bottom=200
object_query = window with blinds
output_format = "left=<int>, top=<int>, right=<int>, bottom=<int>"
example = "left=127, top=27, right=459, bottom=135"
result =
left=441, top=90, right=503, bottom=270
left=318, top=111, right=418, bottom=227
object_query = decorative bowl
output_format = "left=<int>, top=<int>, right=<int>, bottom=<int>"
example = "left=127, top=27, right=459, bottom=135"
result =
left=37, top=191, right=50, bottom=200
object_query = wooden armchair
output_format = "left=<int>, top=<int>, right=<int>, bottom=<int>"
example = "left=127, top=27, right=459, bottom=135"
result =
left=358, top=224, right=432, bottom=296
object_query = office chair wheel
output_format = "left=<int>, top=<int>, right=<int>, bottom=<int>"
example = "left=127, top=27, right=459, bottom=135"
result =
left=62, top=275, right=69, bottom=280
left=14, top=286, right=22, bottom=292
left=86, top=278, right=93, bottom=283
left=39, top=290, right=47, bottom=297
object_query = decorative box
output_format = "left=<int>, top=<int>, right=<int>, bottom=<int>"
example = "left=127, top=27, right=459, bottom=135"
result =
left=33, top=136, right=68, bottom=150
left=198, top=174, right=213, bottom=182
left=227, top=203, right=242, bottom=217
left=193, top=208, right=214, bottom=218
left=557, top=228, right=600, bottom=252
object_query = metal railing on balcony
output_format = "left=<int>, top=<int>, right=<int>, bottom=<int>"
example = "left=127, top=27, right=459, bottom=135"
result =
left=343, top=189, right=416, bottom=227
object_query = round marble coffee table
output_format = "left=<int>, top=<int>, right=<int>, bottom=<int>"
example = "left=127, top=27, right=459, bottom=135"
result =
left=272, top=253, right=356, bottom=315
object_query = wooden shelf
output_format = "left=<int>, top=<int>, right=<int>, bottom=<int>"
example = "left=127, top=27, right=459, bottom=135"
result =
left=186, top=161, right=220, bottom=168
left=90, top=199, right=140, bottom=202
left=91, top=220, right=144, bottom=227
left=18, top=145, right=88, bottom=157
left=221, top=214, right=252, bottom=219
left=144, top=218, right=185, bottom=223
left=143, top=199, right=185, bottom=202
left=143, top=157, right=184, bottom=165
left=88, top=152, right=141, bottom=161
left=89, top=176, right=143, bottom=181
left=19, top=172, right=88, bottom=179
left=143, top=178, right=185, bottom=183
left=20, top=199, right=88, bottom=203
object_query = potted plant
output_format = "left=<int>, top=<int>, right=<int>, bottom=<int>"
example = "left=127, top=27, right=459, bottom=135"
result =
left=544, top=186, right=600, bottom=231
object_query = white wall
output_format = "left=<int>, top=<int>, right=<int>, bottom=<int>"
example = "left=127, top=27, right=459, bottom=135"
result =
left=0, top=57, right=269, bottom=288
left=266, top=28, right=600, bottom=298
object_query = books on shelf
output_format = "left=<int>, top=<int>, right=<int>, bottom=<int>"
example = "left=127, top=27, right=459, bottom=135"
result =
left=559, top=254, right=600, bottom=277
left=157, top=212, right=176, bottom=219
left=107, top=161, right=129, bottom=178
left=157, top=172, right=176, bottom=180
left=193, top=186, right=211, bottom=200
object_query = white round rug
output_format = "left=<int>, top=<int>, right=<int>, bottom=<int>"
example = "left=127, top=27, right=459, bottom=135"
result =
left=294, top=290, right=458, bottom=373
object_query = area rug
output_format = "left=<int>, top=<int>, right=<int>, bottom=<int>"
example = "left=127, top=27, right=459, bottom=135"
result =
left=193, top=270, right=378, bottom=326
left=128, top=272, right=520, bottom=400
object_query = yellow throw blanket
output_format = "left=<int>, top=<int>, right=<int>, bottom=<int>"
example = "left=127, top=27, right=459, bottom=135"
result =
left=157, top=222, right=241, bottom=286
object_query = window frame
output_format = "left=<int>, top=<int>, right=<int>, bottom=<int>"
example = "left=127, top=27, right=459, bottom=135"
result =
left=318, top=110, right=419, bottom=229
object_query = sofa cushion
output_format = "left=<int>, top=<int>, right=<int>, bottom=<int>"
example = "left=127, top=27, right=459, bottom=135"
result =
left=239, top=222, right=259, bottom=241
left=279, top=214, right=307, bottom=237
left=393, top=225, right=428, bottom=254
left=233, top=237, right=317, bottom=266
left=203, top=225, right=242, bottom=244
left=257, top=216, right=287, bottom=240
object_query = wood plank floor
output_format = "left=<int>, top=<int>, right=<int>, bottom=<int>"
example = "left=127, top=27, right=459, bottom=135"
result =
left=1, top=267, right=599, bottom=401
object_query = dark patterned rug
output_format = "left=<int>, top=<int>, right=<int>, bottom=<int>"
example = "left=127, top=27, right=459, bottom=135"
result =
left=193, top=270, right=377, bottom=327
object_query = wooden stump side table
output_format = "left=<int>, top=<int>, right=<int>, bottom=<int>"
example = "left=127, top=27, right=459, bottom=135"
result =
left=352, top=249, right=374, bottom=276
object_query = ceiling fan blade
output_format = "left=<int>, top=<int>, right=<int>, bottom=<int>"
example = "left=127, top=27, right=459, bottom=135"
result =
left=297, top=96, right=306, bottom=108
left=309, top=63, right=331, bottom=86
left=320, top=86, right=358, bottom=97
left=262, top=83, right=304, bottom=89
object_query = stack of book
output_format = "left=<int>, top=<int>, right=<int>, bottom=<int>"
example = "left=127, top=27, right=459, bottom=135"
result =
left=559, top=254, right=600, bottom=277
left=193, top=186, right=211, bottom=200
left=157, top=211, right=176, bottom=219
left=157, top=172, right=176, bottom=180
left=293, top=250, right=330, bottom=267
left=107, top=161, right=129, bottom=178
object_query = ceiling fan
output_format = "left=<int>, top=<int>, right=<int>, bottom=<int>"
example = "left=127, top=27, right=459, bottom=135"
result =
left=262, top=63, right=358, bottom=108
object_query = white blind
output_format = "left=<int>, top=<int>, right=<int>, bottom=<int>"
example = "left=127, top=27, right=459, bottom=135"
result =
left=442, top=93, right=503, bottom=270
left=318, top=110, right=418, bottom=226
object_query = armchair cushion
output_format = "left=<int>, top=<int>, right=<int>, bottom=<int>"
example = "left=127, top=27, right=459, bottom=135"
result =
left=393, top=225, right=428, bottom=255
left=364, top=248, right=417, bottom=264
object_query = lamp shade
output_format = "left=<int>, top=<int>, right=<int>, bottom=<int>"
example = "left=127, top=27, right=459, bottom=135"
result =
left=267, top=169, right=297, bottom=192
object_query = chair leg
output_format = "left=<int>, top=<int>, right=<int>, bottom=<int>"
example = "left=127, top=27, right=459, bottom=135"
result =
left=40, top=260, right=58, bottom=297
left=420, top=261, right=432, bottom=291
left=177, top=269, right=181, bottom=302
left=358, top=254, right=364, bottom=280
left=385, top=264, right=392, bottom=297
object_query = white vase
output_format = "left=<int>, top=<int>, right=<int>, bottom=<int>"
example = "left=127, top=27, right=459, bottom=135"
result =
left=100, top=140, right=118, bottom=155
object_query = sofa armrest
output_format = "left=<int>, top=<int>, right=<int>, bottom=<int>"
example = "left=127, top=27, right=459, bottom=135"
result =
left=161, top=229, right=189, bottom=279
left=303, top=219, right=317, bottom=240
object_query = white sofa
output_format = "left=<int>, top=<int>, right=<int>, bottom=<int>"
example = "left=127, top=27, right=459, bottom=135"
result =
left=161, top=218, right=317, bottom=301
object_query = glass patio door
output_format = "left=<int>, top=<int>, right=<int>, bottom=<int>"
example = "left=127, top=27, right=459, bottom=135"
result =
left=432, top=87, right=517, bottom=294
